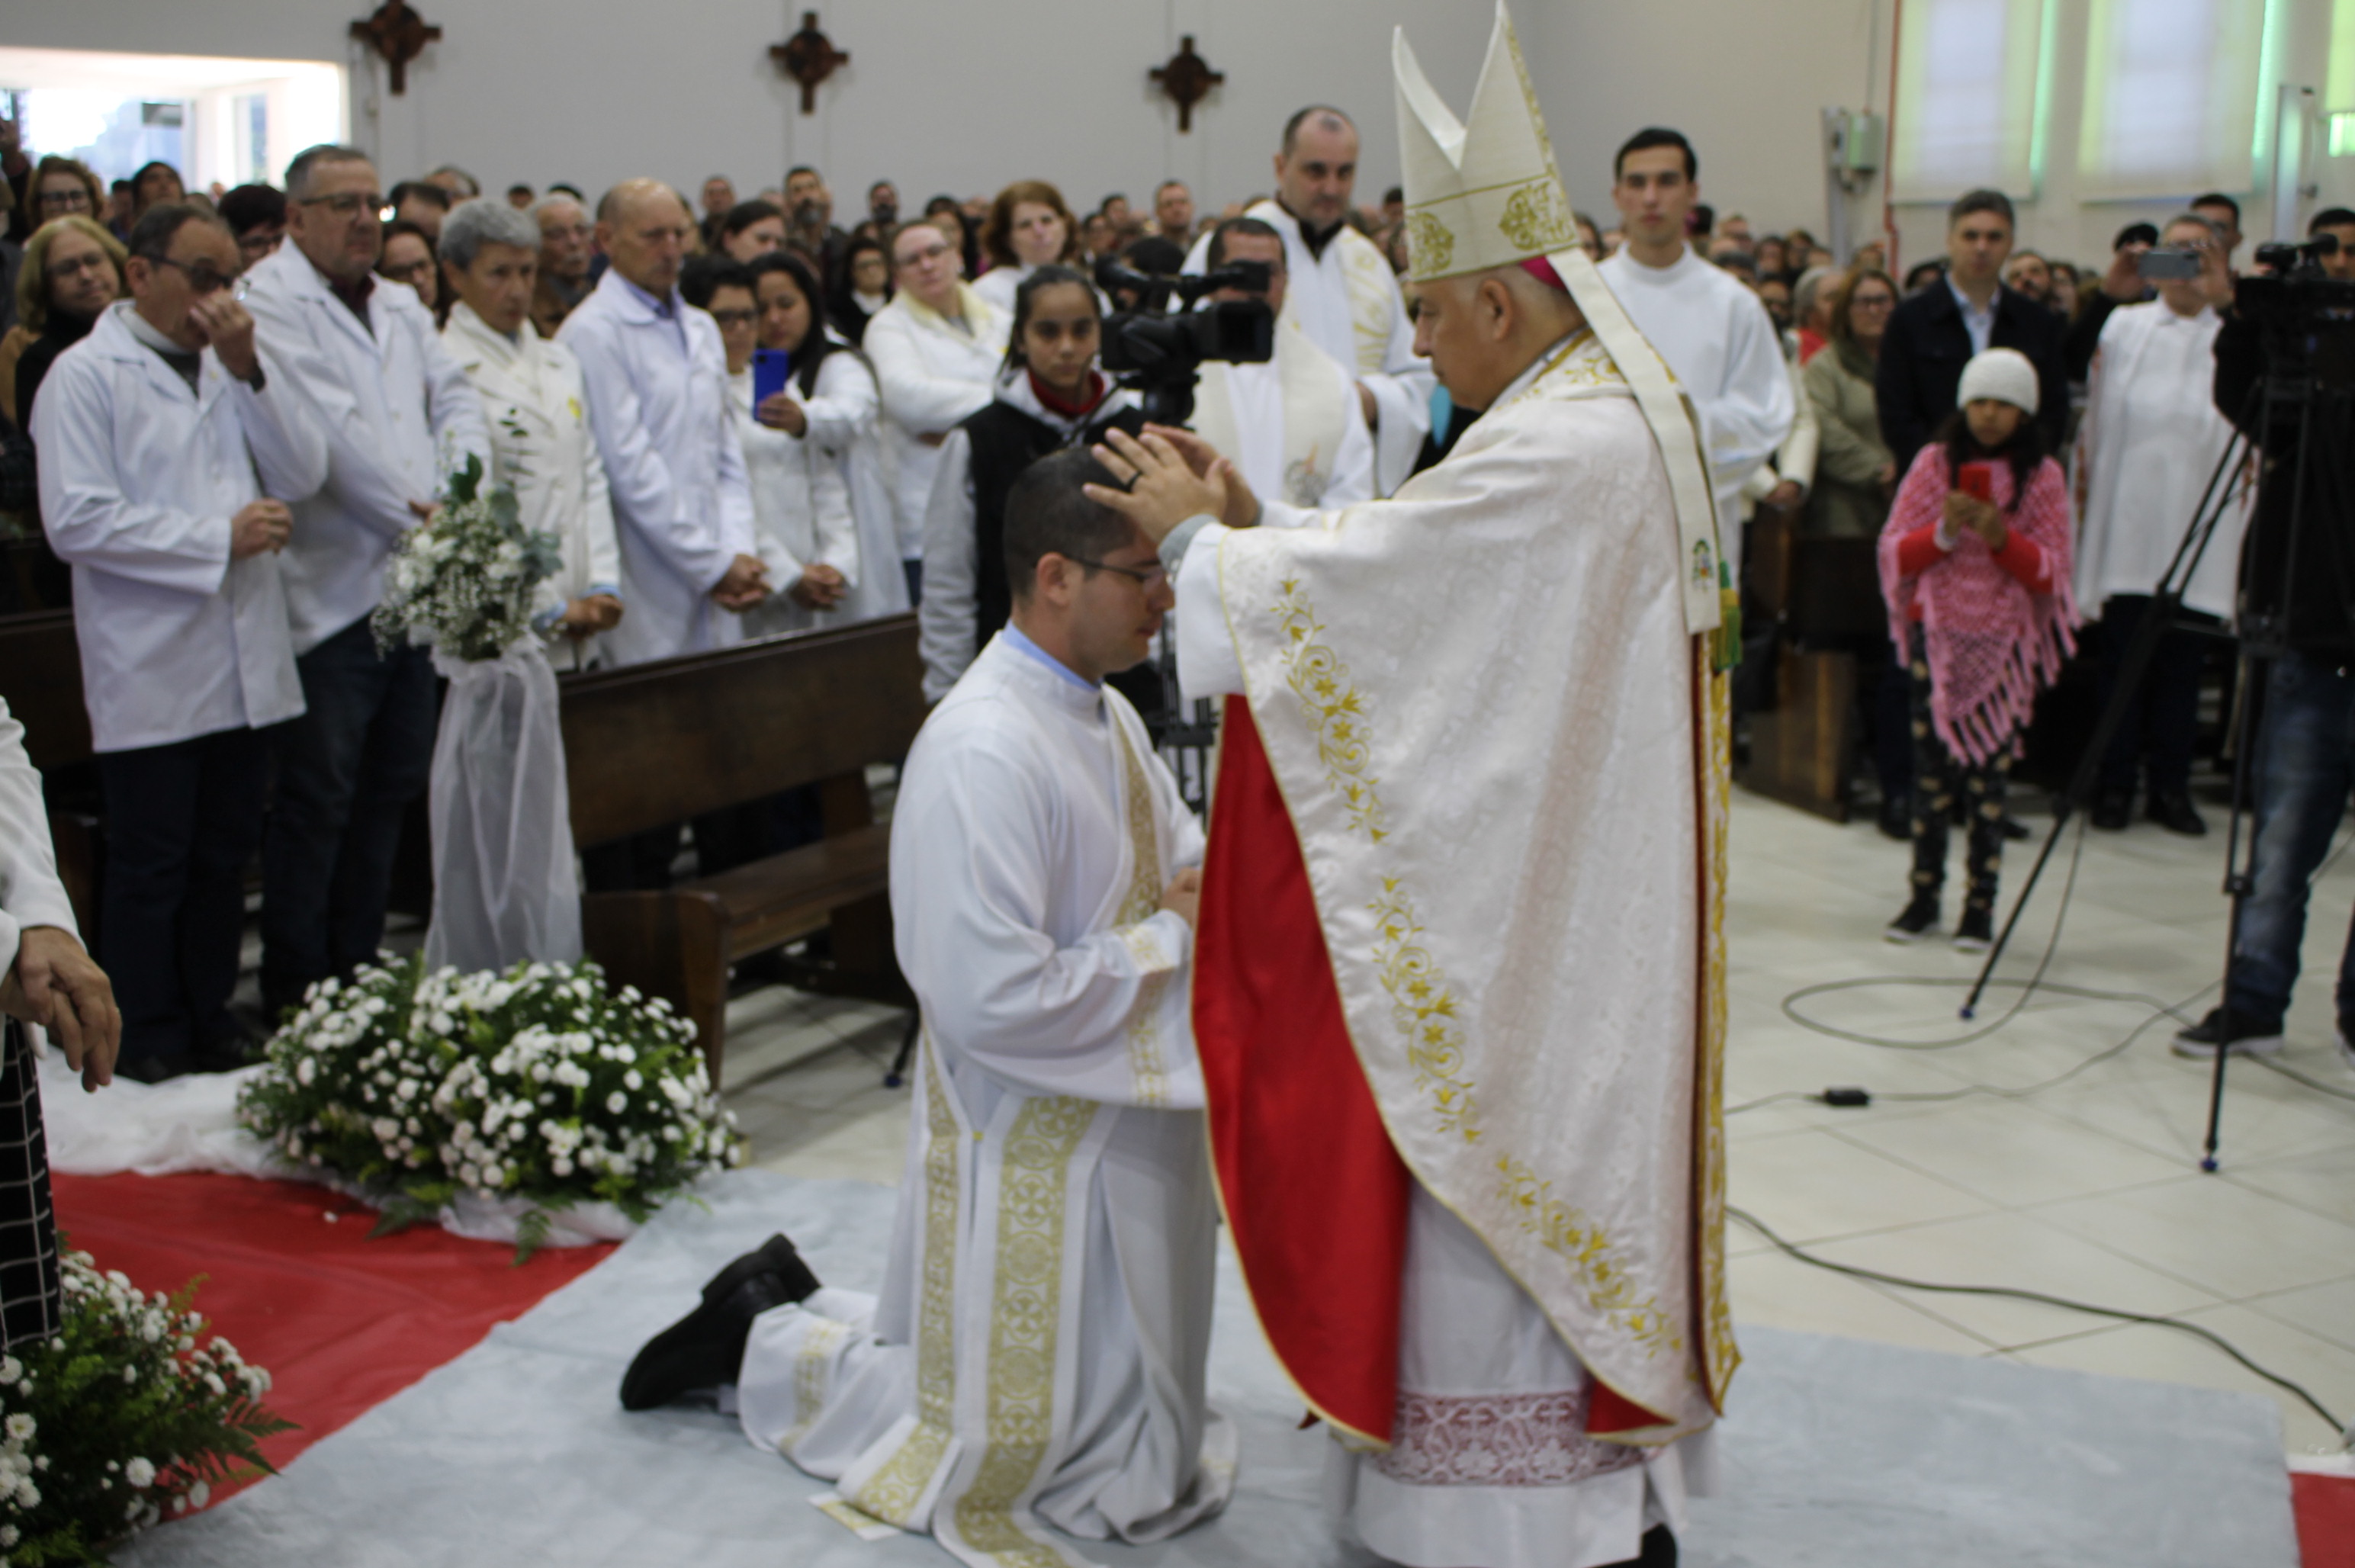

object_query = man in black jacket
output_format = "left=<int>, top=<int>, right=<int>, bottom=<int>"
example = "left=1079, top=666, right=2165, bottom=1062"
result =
left=1875, top=189, right=2067, bottom=471
left=2172, top=275, right=2355, bottom=1068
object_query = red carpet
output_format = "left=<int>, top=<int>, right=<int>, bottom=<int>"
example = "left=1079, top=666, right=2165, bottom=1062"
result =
left=2299, top=1473, right=2355, bottom=1568
left=53, top=1171, right=614, bottom=1484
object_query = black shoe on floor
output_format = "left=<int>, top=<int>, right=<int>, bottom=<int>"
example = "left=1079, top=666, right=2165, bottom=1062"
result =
left=618, top=1234, right=822, bottom=1412
left=2147, top=792, right=2207, bottom=837
left=2170, top=1007, right=2285, bottom=1060
left=1884, top=895, right=1939, bottom=943
left=1999, top=816, right=2031, bottom=842
left=118, top=1051, right=192, bottom=1084
left=1952, top=907, right=1994, bottom=952
left=2090, top=789, right=2132, bottom=831
left=1877, top=795, right=1911, bottom=841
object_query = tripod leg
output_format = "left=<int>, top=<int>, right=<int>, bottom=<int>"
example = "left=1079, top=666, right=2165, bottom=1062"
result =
left=885, top=1009, right=920, bottom=1089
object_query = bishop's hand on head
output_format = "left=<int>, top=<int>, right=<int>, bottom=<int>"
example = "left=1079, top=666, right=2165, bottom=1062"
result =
left=1084, top=427, right=1245, bottom=545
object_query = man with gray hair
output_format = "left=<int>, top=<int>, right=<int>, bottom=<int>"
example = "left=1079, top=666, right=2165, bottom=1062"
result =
left=529, top=191, right=595, bottom=336
left=241, top=143, right=489, bottom=1017
left=439, top=198, right=624, bottom=673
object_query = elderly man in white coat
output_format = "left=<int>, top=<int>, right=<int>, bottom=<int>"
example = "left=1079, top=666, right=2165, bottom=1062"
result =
left=559, top=178, right=767, bottom=668
left=863, top=219, right=1010, bottom=603
left=1182, top=106, right=1432, bottom=496
left=34, top=203, right=325, bottom=1080
left=439, top=198, right=625, bottom=673
left=0, top=696, right=120, bottom=1347
left=227, top=143, right=489, bottom=1020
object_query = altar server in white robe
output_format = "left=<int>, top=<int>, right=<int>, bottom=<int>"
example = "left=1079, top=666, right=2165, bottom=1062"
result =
left=2072, top=211, right=2249, bottom=834
left=34, top=204, right=324, bottom=1079
left=437, top=198, right=625, bottom=673
left=1088, top=11, right=1733, bottom=1566
left=620, top=448, right=1232, bottom=1568
left=866, top=220, right=1010, bottom=602
left=559, top=179, right=768, bottom=666
left=1191, top=217, right=1375, bottom=512
left=1598, top=127, right=1792, bottom=579
left=1183, top=106, right=1431, bottom=496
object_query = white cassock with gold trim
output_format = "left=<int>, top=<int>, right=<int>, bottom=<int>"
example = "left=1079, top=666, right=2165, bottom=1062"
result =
left=734, top=628, right=1233, bottom=1567
left=1168, top=5, right=1737, bottom=1566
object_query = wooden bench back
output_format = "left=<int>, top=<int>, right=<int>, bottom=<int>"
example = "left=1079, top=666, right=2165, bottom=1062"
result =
left=557, top=614, right=927, bottom=847
left=0, top=611, right=91, bottom=768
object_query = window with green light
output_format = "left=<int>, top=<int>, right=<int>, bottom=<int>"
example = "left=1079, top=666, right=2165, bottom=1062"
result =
left=2077, top=0, right=2268, bottom=194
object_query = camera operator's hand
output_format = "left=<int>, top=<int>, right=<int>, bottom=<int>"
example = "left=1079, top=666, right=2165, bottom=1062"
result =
left=1140, top=424, right=1261, bottom=530
left=2101, top=243, right=2150, bottom=303
left=1084, top=428, right=1232, bottom=546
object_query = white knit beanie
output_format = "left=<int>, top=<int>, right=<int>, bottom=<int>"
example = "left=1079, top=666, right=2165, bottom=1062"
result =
left=1956, top=347, right=2039, bottom=418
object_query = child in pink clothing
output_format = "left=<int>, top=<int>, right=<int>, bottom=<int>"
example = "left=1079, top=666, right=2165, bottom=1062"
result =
left=1878, top=348, right=2078, bottom=949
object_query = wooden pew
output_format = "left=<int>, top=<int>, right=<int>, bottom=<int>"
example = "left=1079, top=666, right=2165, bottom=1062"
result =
left=559, top=614, right=927, bottom=1084
left=0, top=610, right=100, bottom=934
left=1739, top=506, right=1884, bottom=822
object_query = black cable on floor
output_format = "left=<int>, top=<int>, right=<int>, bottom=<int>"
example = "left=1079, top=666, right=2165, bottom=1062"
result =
left=1728, top=1205, right=2354, bottom=1451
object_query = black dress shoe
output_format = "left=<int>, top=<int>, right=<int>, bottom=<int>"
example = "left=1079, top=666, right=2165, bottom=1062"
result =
left=2147, top=791, right=2208, bottom=836
left=2089, top=789, right=2132, bottom=831
left=2000, top=815, right=2032, bottom=842
left=619, top=1234, right=822, bottom=1411
left=118, top=1051, right=192, bottom=1084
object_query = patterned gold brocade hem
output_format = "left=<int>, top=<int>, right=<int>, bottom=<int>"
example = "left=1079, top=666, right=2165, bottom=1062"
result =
left=779, top=1317, right=855, bottom=1454
left=940, top=1095, right=1100, bottom=1568
left=1692, top=649, right=1739, bottom=1410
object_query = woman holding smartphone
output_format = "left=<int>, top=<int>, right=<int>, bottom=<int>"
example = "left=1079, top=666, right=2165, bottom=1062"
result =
left=1877, top=349, right=2078, bottom=949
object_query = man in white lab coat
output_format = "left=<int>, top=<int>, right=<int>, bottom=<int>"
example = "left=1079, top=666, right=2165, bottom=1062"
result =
left=241, top=144, right=487, bottom=1017
left=35, top=204, right=325, bottom=1078
left=557, top=178, right=767, bottom=670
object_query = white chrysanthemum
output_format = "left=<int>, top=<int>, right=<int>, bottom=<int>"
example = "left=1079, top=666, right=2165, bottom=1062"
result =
left=124, top=1456, right=156, bottom=1488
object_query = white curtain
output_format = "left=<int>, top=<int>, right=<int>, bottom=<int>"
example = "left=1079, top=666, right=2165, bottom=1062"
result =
left=423, top=641, right=583, bottom=975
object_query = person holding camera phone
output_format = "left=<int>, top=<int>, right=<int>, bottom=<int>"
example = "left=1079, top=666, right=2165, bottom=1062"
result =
left=1878, top=349, right=2077, bottom=949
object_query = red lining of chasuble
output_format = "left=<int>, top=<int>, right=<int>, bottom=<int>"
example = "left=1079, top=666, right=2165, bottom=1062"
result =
left=1195, top=697, right=1409, bottom=1443
left=1586, top=1383, right=1671, bottom=1435
left=53, top=1171, right=612, bottom=1492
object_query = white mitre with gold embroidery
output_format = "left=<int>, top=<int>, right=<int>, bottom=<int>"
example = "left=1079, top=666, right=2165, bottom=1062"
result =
left=1394, top=0, right=1726, bottom=638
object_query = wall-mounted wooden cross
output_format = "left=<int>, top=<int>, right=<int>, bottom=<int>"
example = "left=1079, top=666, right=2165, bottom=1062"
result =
left=770, top=11, right=850, bottom=115
left=1150, top=35, right=1224, bottom=133
left=349, top=0, right=442, bottom=96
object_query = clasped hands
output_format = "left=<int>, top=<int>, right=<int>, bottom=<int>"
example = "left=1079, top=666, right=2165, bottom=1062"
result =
left=1, top=927, right=120, bottom=1092
left=712, top=554, right=773, bottom=610
left=1083, top=426, right=1260, bottom=545
left=1941, top=490, right=2008, bottom=551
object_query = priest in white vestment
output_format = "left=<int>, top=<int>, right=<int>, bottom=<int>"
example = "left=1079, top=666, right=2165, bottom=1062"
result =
left=1089, top=10, right=1736, bottom=1566
left=620, top=448, right=1232, bottom=1568
left=2071, top=211, right=2249, bottom=833
left=1183, top=106, right=1432, bottom=496
left=1190, top=217, right=1376, bottom=511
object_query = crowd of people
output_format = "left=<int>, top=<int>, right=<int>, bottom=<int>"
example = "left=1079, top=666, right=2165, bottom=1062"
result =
left=1, top=106, right=2349, bottom=1080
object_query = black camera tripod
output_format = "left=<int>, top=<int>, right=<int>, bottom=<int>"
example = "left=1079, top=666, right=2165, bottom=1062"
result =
left=1961, top=266, right=2355, bottom=1171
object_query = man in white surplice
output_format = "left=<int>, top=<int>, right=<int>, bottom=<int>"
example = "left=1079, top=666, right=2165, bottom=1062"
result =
left=1182, top=105, right=1431, bottom=495
left=1087, top=9, right=1734, bottom=1566
left=619, top=448, right=1232, bottom=1567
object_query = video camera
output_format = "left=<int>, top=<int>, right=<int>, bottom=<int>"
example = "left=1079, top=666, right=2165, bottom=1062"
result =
left=1093, top=256, right=1276, bottom=426
left=2234, top=235, right=2355, bottom=394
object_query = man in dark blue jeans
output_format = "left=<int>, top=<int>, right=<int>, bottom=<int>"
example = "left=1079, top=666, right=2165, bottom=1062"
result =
left=259, top=622, right=438, bottom=1015
left=2173, top=297, right=2355, bottom=1070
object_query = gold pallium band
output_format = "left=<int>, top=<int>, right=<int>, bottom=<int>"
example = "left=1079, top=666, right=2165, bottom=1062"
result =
left=946, top=1095, right=1098, bottom=1566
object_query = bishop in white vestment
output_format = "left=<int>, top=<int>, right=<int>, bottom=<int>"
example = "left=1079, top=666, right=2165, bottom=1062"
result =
left=1092, top=11, right=1735, bottom=1566
left=623, top=451, right=1232, bottom=1568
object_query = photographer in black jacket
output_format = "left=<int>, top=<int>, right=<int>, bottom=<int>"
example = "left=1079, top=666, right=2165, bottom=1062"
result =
left=2173, top=250, right=2355, bottom=1071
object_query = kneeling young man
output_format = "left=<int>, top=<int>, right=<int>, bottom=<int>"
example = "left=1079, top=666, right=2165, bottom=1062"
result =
left=622, top=447, right=1230, bottom=1566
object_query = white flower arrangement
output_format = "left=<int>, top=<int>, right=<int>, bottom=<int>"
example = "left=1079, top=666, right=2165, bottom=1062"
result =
left=371, top=453, right=564, bottom=662
left=0, top=1251, right=288, bottom=1564
left=238, top=956, right=741, bottom=1260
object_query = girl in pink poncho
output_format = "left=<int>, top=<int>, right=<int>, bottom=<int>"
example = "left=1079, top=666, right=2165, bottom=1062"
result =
left=1879, top=348, right=2077, bottom=949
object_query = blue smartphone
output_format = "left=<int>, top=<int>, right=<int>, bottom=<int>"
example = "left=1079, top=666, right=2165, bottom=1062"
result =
left=752, top=348, right=792, bottom=406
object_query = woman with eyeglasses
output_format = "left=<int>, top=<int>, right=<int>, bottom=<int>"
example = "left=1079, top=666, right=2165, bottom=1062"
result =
left=377, top=219, right=442, bottom=321
left=915, top=265, right=1145, bottom=703
left=5, top=216, right=129, bottom=429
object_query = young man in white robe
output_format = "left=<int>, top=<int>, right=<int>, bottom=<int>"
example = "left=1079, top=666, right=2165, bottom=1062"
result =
left=1190, top=217, right=1376, bottom=512
left=619, top=448, right=1233, bottom=1568
left=1598, top=127, right=1794, bottom=580
left=1089, top=8, right=1735, bottom=1565
left=2072, top=211, right=2247, bottom=836
left=1182, top=106, right=1432, bottom=496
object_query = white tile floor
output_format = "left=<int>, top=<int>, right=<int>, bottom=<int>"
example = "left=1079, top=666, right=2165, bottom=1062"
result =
left=720, top=786, right=2355, bottom=1459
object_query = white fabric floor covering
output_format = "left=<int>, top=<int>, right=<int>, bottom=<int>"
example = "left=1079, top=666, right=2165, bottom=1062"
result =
left=109, top=1169, right=2297, bottom=1568
left=39, top=1042, right=634, bottom=1248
